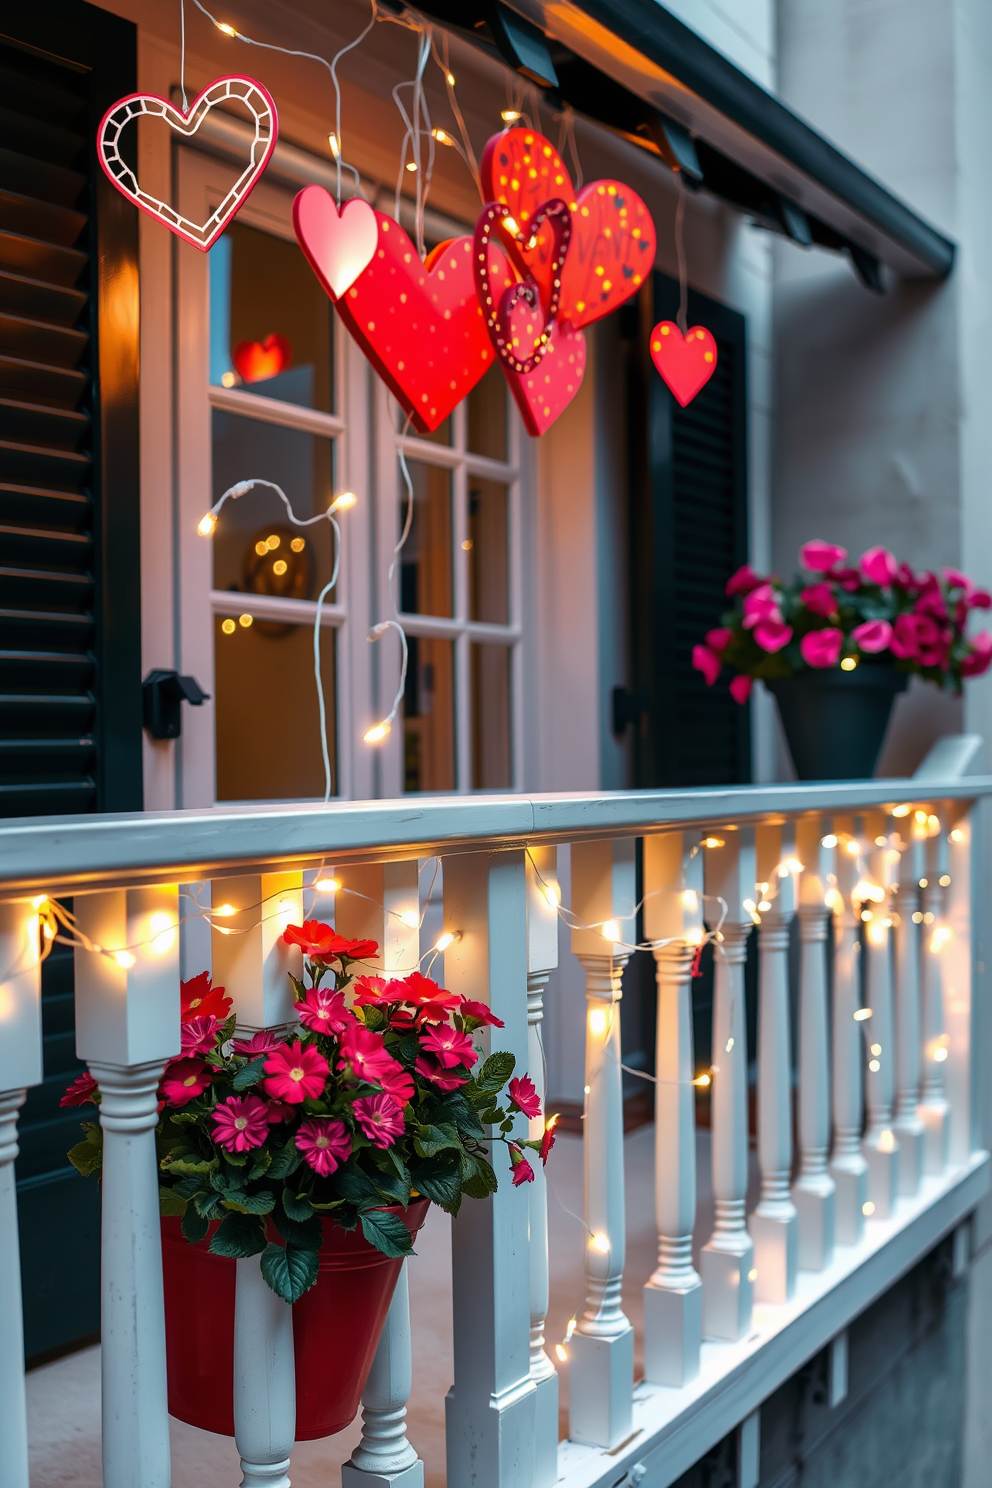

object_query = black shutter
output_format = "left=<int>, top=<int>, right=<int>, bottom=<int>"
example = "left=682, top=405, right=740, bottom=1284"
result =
left=0, top=0, right=140, bottom=1363
left=629, top=270, right=749, bottom=787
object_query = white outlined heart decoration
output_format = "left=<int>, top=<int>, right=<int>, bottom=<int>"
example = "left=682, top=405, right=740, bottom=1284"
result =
left=97, top=77, right=278, bottom=252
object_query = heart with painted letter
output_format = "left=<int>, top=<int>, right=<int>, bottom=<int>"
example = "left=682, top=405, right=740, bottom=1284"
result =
left=293, top=186, right=378, bottom=298
left=98, top=77, right=277, bottom=250
left=650, top=321, right=718, bottom=406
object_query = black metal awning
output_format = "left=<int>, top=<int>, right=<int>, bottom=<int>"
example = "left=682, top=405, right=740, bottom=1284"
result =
left=397, top=0, right=954, bottom=288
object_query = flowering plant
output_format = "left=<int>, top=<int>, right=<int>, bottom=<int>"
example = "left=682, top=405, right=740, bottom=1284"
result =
left=63, top=927, right=554, bottom=1302
left=693, top=541, right=992, bottom=701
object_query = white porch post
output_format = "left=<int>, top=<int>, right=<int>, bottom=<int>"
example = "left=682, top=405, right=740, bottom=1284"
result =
left=213, top=873, right=304, bottom=1487
left=340, top=862, right=424, bottom=1488
left=74, top=886, right=181, bottom=1488
left=750, top=823, right=798, bottom=1304
left=861, top=814, right=900, bottom=1216
left=892, top=825, right=926, bottom=1195
left=829, top=817, right=869, bottom=1244
left=944, top=812, right=975, bottom=1166
left=568, top=839, right=636, bottom=1449
left=701, top=829, right=755, bottom=1341
left=792, top=819, right=836, bottom=1272
left=0, top=898, right=43, bottom=1488
left=443, top=851, right=536, bottom=1488
left=642, top=832, right=702, bottom=1386
left=524, top=847, right=560, bottom=1488
left=919, top=828, right=951, bottom=1173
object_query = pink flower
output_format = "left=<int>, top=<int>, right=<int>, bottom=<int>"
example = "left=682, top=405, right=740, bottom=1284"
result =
left=742, top=584, right=781, bottom=629
left=211, top=1094, right=270, bottom=1153
left=337, top=1025, right=403, bottom=1086
left=160, top=1057, right=211, bottom=1107
left=895, top=562, right=920, bottom=592
left=801, top=540, right=847, bottom=573
left=800, top=582, right=837, bottom=618
left=508, top=1143, right=535, bottom=1186
left=180, top=1014, right=223, bottom=1056
left=969, top=588, right=992, bottom=610
left=415, top=1053, right=467, bottom=1091
left=295, top=985, right=352, bottom=1035
left=419, top=1024, right=478, bottom=1070
left=457, top=998, right=505, bottom=1028
left=833, top=566, right=862, bottom=593
left=729, top=673, right=753, bottom=704
left=943, top=567, right=972, bottom=594
left=800, top=628, right=844, bottom=668
left=754, top=619, right=793, bottom=653
left=915, top=585, right=949, bottom=621
left=263, top=1040, right=329, bottom=1103
left=354, top=1093, right=405, bottom=1147
left=232, top=1029, right=281, bottom=1057
left=705, top=627, right=733, bottom=652
left=61, top=1071, right=98, bottom=1107
left=851, top=619, right=893, bottom=654
left=691, top=644, right=721, bottom=686
left=725, top=563, right=763, bottom=596
left=860, top=547, right=897, bottom=587
left=961, top=632, right=992, bottom=677
left=889, top=612, right=924, bottom=659
left=508, top=1075, right=541, bottom=1119
left=296, top=1117, right=352, bottom=1175
left=378, top=1063, right=415, bottom=1106
left=265, top=1099, right=296, bottom=1124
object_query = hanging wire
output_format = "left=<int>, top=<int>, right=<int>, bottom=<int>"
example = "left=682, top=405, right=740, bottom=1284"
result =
left=179, top=0, right=189, bottom=110
left=675, top=181, right=688, bottom=334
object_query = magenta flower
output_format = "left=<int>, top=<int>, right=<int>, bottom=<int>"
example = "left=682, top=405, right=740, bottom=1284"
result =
left=415, top=1052, right=467, bottom=1091
left=378, top=1063, right=415, bottom=1106
left=800, top=540, right=847, bottom=572
left=705, top=627, right=733, bottom=652
left=458, top=998, right=505, bottom=1028
left=180, top=1014, right=223, bottom=1056
left=60, top=1071, right=98, bottom=1107
left=860, top=546, right=897, bottom=587
left=295, top=985, right=352, bottom=1035
left=725, top=563, right=763, bottom=596
left=754, top=619, right=793, bottom=653
left=800, top=628, right=843, bottom=668
left=851, top=619, right=892, bottom=654
left=160, top=1057, right=211, bottom=1107
left=508, top=1075, right=541, bottom=1119
left=961, top=632, right=992, bottom=677
left=800, top=582, right=837, bottom=618
left=742, top=583, right=781, bottom=629
left=969, top=588, right=992, bottom=610
left=691, top=644, right=721, bottom=686
left=354, top=1093, right=405, bottom=1148
left=296, top=1117, right=352, bottom=1175
left=338, top=1024, right=402, bottom=1085
left=508, top=1143, right=535, bottom=1186
left=232, top=1029, right=281, bottom=1057
left=420, top=1024, right=477, bottom=1070
left=263, top=1040, right=329, bottom=1104
left=729, top=673, right=752, bottom=704
left=211, top=1094, right=270, bottom=1153
left=943, top=567, right=972, bottom=593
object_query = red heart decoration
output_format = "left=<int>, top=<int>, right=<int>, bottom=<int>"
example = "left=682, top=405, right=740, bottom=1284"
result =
left=333, top=213, right=513, bottom=433
left=504, top=322, right=587, bottom=436
left=232, top=334, right=292, bottom=383
left=650, top=321, right=718, bottom=406
left=474, top=199, right=571, bottom=374
left=560, top=181, right=656, bottom=329
left=292, top=186, right=378, bottom=298
left=480, top=127, right=574, bottom=302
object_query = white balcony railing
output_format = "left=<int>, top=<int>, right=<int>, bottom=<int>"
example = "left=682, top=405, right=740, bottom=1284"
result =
left=1, top=739, right=989, bottom=1488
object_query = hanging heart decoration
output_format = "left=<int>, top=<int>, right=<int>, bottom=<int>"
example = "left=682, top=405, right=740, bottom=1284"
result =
left=480, top=128, right=573, bottom=305
left=650, top=321, right=718, bottom=406
left=292, top=186, right=378, bottom=299
left=504, top=322, right=587, bottom=437
left=232, top=334, right=292, bottom=383
left=473, top=199, right=571, bottom=374
left=98, top=77, right=278, bottom=251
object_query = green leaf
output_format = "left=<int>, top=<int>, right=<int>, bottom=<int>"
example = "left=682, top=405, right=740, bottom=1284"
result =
left=333, top=1166, right=380, bottom=1204
left=159, top=1186, right=188, bottom=1217
left=360, top=1209, right=415, bottom=1259
left=477, top=1051, right=515, bottom=1091
left=282, top=1185, right=314, bottom=1222
left=173, top=1174, right=206, bottom=1200
left=361, top=1004, right=387, bottom=1031
left=413, top=1122, right=462, bottom=1158
left=260, top=1241, right=320, bottom=1302
left=272, top=1208, right=323, bottom=1251
left=412, top=1152, right=463, bottom=1213
left=221, top=1188, right=275, bottom=1215
left=247, top=1147, right=272, bottom=1181
left=67, top=1138, right=103, bottom=1178
left=439, top=1091, right=485, bottom=1138
left=182, top=1204, right=210, bottom=1243
left=209, top=1211, right=267, bottom=1258
left=460, top=1150, right=498, bottom=1199
left=162, top=1155, right=218, bottom=1177
left=383, top=1146, right=412, bottom=1187
left=193, top=1189, right=225, bottom=1220
left=268, top=1138, right=303, bottom=1181
left=232, top=1057, right=267, bottom=1091
left=398, top=1032, right=421, bottom=1065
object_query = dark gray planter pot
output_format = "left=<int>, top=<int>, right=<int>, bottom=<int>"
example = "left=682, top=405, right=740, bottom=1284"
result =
left=765, top=664, right=908, bottom=780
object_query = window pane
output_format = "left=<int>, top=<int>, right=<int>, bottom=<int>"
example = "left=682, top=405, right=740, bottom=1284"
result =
left=400, top=460, right=453, bottom=617
left=400, top=402, right=451, bottom=446
left=467, top=478, right=509, bottom=624
left=211, top=410, right=337, bottom=600
left=467, top=364, right=507, bottom=461
left=215, top=617, right=337, bottom=800
left=404, top=635, right=456, bottom=793
left=209, top=221, right=334, bottom=412
left=471, top=643, right=512, bottom=789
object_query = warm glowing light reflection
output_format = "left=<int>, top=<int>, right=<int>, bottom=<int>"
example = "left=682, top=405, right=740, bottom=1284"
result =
left=854, top=1007, right=872, bottom=1022
left=315, top=878, right=340, bottom=894
left=863, top=1201, right=875, bottom=1216
left=590, top=1232, right=610, bottom=1254
left=114, top=950, right=136, bottom=970
left=149, top=911, right=176, bottom=955
left=601, top=919, right=620, bottom=943
left=588, top=1007, right=608, bottom=1037
left=400, top=910, right=421, bottom=929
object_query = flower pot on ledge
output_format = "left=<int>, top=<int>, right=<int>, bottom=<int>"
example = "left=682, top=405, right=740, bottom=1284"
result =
left=765, top=663, right=908, bottom=780
left=162, top=1198, right=430, bottom=1440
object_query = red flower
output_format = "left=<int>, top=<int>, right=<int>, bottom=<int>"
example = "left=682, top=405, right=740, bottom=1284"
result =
left=296, top=1117, right=352, bottom=1175
left=458, top=999, right=505, bottom=1028
left=354, top=1093, right=405, bottom=1148
left=415, top=1053, right=467, bottom=1091
left=60, top=1071, right=98, bottom=1107
left=691, top=644, right=721, bottom=686
left=378, top=1063, right=415, bottom=1106
left=211, top=1095, right=270, bottom=1153
left=508, top=1143, right=535, bottom=1186
left=295, top=986, right=353, bottom=1035
left=508, top=1075, right=541, bottom=1119
left=338, top=1024, right=402, bottom=1086
left=180, top=972, right=231, bottom=1024
left=352, top=975, right=403, bottom=1006
left=160, top=1057, right=211, bottom=1107
left=420, top=1025, right=477, bottom=1070
left=540, top=1116, right=558, bottom=1165
left=283, top=920, right=379, bottom=963
left=180, top=1014, right=223, bottom=1056
left=729, top=674, right=752, bottom=705
left=265, top=1098, right=296, bottom=1124
left=263, top=1040, right=329, bottom=1104
left=800, top=582, right=837, bottom=618
left=725, top=563, right=763, bottom=596
left=232, top=1029, right=281, bottom=1057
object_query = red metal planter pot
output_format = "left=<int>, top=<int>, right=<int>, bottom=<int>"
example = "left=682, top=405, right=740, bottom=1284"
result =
left=161, top=1199, right=430, bottom=1440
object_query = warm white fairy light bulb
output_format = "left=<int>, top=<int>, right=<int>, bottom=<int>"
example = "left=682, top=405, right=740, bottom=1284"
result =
left=197, top=513, right=217, bottom=537
left=363, top=721, right=391, bottom=745
left=328, top=132, right=341, bottom=159
left=434, top=931, right=456, bottom=953
left=315, top=877, right=340, bottom=893
left=601, top=919, right=620, bottom=943
left=400, top=910, right=420, bottom=929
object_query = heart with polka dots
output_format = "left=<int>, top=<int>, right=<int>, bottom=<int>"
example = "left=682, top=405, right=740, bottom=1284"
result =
left=650, top=321, right=718, bottom=406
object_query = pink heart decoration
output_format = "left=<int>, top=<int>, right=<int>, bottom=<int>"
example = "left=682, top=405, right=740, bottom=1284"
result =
left=650, top=322, right=718, bottom=407
left=97, top=77, right=278, bottom=251
left=504, top=322, right=587, bottom=436
left=292, top=186, right=378, bottom=299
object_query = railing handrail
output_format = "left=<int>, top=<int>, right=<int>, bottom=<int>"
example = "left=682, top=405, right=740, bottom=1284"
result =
left=1, top=773, right=990, bottom=894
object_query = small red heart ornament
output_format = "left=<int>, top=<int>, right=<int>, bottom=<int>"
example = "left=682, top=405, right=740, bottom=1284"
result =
left=650, top=322, right=718, bottom=406
left=232, top=334, right=292, bottom=383
left=98, top=77, right=277, bottom=250
left=332, top=213, right=513, bottom=433
left=505, top=322, right=587, bottom=436
left=292, top=186, right=378, bottom=298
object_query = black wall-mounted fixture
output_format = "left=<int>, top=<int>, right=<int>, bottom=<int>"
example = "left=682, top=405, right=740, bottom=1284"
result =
left=142, top=670, right=209, bottom=740
left=485, top=2, right=559, bottom=86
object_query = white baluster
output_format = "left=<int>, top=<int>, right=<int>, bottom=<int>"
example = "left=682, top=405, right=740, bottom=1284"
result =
left=211, top=873, right=305, bottom=1035
left=944, top=812, right=974, bottom=1166
left=892, top=824, right=925, bottom=1195
left=0, top=898, right=42, bottom=1488
left=642, top=832, right=702, bottom=1386
left=829, top=817, right=868, bottom=1244
left=792, top=819, right=835, bottom=1271
left=443, top=850, right=536, bottom=1488
left=74, top=886, right=181, bottom=1488
left=340, top=862, right=424, bottom=1488
left=568, top=839, right=636, bottom=1449
left=234, top=1255, right=295, bottom=1488
left=701, top=829, right=755, bottom=1341
left=524, top=847, right=559, bottom=1488
left=861, top=814, right=900, bottom=1215
left=750, top=824, right=798, bottom=1304
left=919, top=828, right=951, bottom=1173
